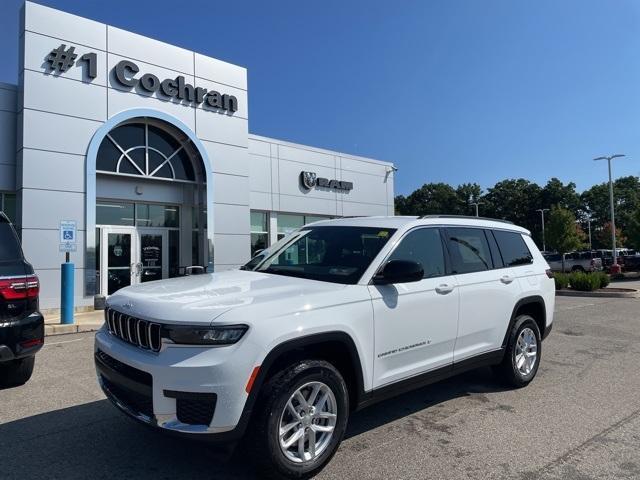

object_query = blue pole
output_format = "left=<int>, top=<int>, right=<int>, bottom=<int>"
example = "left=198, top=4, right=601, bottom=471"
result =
left=61, top=261, right=74, bottom=324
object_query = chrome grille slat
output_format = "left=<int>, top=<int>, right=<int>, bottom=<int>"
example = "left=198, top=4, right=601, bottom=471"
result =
left=105, top=308, right=161, bottom=352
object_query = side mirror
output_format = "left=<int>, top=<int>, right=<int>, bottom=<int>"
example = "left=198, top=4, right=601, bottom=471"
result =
left=374, top=260, right=424, bottom=285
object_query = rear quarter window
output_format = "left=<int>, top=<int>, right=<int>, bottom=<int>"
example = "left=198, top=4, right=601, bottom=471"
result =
left=0, top=221, right=22, bottom=261
left=493, top=230, right=533, bottom=267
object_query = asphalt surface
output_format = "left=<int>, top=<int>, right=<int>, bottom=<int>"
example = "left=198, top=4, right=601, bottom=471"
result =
left=1, top=295, right=639, bottom=479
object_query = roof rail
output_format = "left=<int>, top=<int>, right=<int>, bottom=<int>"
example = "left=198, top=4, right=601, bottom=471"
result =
left=417, top=214, right=514, bottom=225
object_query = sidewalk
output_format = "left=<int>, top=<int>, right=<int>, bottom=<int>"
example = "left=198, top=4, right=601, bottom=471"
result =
left=44, top=310, right=104, bottom=336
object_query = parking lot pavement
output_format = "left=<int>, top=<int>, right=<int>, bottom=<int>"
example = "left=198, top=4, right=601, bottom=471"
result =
left=1, top=296, right=639, bottom=480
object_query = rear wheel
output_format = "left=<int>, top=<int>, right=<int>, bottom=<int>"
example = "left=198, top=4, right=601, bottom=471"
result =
left=247, top=360, right=349, bottom=479
left=0, top=356, right=35, bottom=388
left=494, top=315, right=541, bottom=387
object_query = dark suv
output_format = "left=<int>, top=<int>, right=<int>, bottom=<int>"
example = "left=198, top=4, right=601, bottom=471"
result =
left=0, top=212, right=43, bottom=387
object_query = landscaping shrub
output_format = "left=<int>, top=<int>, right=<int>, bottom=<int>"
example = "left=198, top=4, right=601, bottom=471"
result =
left=554, top=272, right=569, bottom=290
left=593, top=271, right=610, bottom=289
left=568, top=272, right=600, bottom=291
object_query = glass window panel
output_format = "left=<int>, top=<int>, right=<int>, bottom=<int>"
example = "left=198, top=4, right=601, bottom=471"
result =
left=137, top=204, right=179, bottom=228
left=169, top=230, right=179, bottom=278
left=154, top=163, right=173, bottom=179
left=493, top=230, right=533, bottom=266
left=96, top=136, right=121, bottom=172
left=173, top=148, right=196, bottom=181
left=148, top=124, right=180, bottom=157
left=192, top=231, right=201, bottom=266
left=2, top=193, right=16, bottom=224
left=251, top=233, right=269, bottom=257
left=389, top=228, right=446, bottom=278
left=148, top=150, right=166, bottom=173
left=96, top=202, right=134, bottom=226
left=251, top=211, right=268, bottom=232
left=446, top=228, right=493, bottom=274
left=278, top=214, right=304, bottom=236
left=118, top=149, right=145, bottom=175
left=0, top=221, right=21, bottom=261
left=109, top=123, right=145, bottom=150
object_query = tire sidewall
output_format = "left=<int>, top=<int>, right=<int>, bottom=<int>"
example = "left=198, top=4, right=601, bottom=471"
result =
left=508, top=315, right=541, bottom=386
left=265, top=362, right=349, bottom=479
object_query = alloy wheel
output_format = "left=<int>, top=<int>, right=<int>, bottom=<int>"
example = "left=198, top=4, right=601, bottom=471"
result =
left=278, top=381, right=338, bottom=463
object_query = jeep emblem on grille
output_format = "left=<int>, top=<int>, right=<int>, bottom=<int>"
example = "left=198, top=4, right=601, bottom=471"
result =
left=122, top=302, right=133, bottom=310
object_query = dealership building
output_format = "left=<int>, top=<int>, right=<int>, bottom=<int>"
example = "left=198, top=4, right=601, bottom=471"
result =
left=0, top=2, right=395, bottom=312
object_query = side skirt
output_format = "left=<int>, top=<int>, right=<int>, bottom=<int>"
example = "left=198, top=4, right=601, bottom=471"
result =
left=356, top=349, right=505, bottom=410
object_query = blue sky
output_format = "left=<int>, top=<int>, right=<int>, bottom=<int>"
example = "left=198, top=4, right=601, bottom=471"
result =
left=1, top=0, right=639, bottom=195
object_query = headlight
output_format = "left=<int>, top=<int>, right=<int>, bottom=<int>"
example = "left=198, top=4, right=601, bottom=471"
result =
left=163, top=324, right=248, bottom=345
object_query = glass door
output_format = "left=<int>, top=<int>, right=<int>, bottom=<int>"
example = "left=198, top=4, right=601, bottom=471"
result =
left=138, top=229, right=168, bottom=283
left=102, top=227, right=136, bottom=295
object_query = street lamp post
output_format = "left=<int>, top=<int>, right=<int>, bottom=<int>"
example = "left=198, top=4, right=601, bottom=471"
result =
left=593, top=154, right=625, bottom=270
left=536, top=208, right=549, bottom=252
left=470, top=202, right=483, bottom=217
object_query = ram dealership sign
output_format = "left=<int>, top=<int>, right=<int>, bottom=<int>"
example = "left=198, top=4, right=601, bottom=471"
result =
left=300, top=171, right=353, bottom=191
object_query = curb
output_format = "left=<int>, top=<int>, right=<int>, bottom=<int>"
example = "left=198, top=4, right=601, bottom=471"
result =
left=556, top=289, right=639, bottom=299
left=45, top=322, right=103, bottom=336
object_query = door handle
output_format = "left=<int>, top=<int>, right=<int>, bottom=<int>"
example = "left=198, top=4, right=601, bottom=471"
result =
left=435, top=284, right=454, bottom=295
left=500, top=275, right=514, bottom=284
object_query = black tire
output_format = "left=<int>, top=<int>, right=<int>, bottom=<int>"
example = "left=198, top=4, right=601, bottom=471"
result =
left=493, top=315, right=541, bottom=388
left=246, top=359, right=349, bottom=479
left=0, top=356, right=35, bottom=388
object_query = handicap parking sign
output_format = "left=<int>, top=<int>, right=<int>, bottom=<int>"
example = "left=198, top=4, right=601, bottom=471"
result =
left=59, top=220, right=77, bottom=252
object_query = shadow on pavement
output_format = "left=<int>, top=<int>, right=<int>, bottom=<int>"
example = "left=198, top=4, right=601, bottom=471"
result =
left=0, top=368, right=509, bottom=479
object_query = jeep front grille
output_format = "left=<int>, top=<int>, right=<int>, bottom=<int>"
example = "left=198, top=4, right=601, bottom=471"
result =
left=105, top=308, right=162, bottom=352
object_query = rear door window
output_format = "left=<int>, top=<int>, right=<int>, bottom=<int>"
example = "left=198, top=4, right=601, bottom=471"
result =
left=445, top=228, right=493, bottom=274
left=0, top=220, right=22, bottom=261
left=493, top=230, right=533, bottom=266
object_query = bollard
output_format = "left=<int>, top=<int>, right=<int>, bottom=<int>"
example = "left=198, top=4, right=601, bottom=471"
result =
left=61, top=261, right=75, bottom=324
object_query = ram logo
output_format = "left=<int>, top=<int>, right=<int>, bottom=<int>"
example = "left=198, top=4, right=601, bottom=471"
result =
left=300, top=171, right=318, bottom=190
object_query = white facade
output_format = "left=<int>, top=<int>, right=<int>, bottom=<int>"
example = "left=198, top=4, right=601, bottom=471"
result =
left=0, top=2, right=394, bottom=311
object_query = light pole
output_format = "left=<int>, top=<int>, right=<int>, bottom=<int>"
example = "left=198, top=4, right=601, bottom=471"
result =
left=593, top=154, right=625, bottom=269
left=586, top=215, right=592, bottom=250
left=536, top=208, right=549, bottom=252
left=470, top=202, right=483, bottom=217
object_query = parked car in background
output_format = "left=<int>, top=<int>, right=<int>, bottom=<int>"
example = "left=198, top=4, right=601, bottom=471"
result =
left=0, top=212, right=43, bottom=387
left=621, top=253, right=640, bottom=272
left=543, top=251, right=603, bottom=273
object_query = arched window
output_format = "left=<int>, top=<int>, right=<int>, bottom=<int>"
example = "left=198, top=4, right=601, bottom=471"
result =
left=96, top=118, right=200, bottom=182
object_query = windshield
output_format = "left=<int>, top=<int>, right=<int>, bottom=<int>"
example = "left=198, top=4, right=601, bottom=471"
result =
left=251, top=226, right=396, bottom=284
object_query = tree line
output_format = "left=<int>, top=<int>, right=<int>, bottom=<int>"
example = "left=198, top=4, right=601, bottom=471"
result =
left=394, top=176, right=640, bottom=252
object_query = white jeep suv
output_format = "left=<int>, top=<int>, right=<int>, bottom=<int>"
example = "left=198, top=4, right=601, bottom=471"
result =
left=95, top=215, right=554, bottom=478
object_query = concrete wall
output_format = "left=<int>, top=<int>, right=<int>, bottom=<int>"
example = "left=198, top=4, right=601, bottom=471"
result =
left=0, top=82, right=17, bottom=193
left=18, top=1, right=249, bottom=309
left=248, top=134, right=395, bottom=218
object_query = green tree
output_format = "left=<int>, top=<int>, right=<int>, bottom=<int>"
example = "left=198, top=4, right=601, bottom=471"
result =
left=627, top=208, right=640, bottom=250
left=546, top=206, right=585, bottom=254
left=540, top=178, right=581, bottom=213
left=482, top=179, right=542, bottom=235
left=595, top=221, right=625, bottom=249
left=581, top=176, right=640, bottom=239
left=455, top=183, right=483, bottom=216
left=394, top=183, right=460, bottom=216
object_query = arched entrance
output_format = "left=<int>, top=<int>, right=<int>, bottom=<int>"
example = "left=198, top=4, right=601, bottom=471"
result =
left=85, top=109, right=214, bottom=297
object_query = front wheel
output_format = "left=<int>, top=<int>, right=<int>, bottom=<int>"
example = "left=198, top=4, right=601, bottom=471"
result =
left=494, top=315, right=541, bottom=387
left=247, top=360, right=349, bottom=479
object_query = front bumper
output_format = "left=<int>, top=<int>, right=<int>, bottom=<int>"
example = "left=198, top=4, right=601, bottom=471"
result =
left=0, top=311, right=44, bottom=362
left=94, top=327, right=255, bottom=440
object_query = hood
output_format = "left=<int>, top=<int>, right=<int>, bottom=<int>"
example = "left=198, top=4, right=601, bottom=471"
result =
left=106, top=269, right=347, bottom=325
